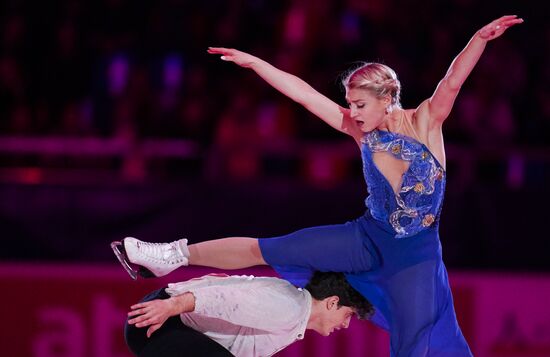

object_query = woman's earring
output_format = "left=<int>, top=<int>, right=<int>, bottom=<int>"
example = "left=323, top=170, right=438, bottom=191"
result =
left=385, top=107, right=389, bottom=115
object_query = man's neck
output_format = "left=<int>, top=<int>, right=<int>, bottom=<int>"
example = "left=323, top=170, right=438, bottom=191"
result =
left=306, top=298, right=323, bottom=331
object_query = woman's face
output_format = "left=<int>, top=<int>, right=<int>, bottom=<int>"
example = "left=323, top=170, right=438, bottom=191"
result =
left=345, top=88, right=389, bottom=132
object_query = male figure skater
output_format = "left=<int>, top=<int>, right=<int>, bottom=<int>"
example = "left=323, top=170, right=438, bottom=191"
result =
left=124, top=271, right=373, bottom=357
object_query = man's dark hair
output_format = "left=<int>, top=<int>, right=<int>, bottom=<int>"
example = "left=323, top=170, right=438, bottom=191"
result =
left=305, top=271, right=374, bottom=320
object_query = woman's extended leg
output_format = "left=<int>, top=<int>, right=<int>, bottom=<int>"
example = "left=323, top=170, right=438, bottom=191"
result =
left=188, top=238, right=266, bottom=268
left=188, top=221, right=375, bottom=273
left=114, top=218, right=375, bottom=279
left=113, top=236, right=267, bottom=279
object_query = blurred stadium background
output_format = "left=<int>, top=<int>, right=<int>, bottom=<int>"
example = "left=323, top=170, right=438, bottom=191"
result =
left=1, top=0, right=549, bottom=356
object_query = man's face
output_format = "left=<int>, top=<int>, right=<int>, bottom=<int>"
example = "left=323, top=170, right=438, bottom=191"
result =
left=316, top=299, right=355, bottom=336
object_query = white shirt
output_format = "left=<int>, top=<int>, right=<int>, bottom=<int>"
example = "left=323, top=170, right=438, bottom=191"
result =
left=165, top=274, right=312, bottom=357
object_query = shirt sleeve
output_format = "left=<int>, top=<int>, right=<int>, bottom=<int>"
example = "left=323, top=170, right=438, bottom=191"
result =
left=189, top=281, right=304, bottom=331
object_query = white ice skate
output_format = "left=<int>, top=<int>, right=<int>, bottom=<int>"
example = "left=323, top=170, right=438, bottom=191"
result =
left=111, top=237, right=190, bottom=280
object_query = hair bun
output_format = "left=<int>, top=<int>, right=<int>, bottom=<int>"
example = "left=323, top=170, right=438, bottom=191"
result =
left=343, top=63, right=402, bottom=107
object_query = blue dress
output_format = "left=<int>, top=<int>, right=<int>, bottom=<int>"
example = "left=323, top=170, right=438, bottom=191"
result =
left=259, top=129, right=472, bottom=356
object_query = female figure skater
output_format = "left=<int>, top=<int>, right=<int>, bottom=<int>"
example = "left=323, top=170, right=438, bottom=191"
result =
left=113, top=15, right=522, bottom=356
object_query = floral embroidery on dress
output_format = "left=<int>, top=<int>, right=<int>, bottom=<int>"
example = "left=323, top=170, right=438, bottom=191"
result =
left=362, top=130, right=445, bottom=238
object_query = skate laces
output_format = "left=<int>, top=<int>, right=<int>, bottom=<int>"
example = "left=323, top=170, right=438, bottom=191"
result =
left=137, top=241, right=185, bottom=264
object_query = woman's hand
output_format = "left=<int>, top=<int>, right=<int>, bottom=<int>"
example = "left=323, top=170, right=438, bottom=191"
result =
left=478, top=15, right=523, bottom=41
left=207, top=47, right=258, bottom=68
left=128, top=299, right=176, bottom=338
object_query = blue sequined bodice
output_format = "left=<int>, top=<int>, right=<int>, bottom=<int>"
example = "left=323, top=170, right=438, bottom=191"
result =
left=361, top=129, right=446, bottom=238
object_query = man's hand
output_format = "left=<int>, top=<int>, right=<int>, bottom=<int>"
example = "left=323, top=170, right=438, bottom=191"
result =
left=128, top=293, right=195, bottom=338
left=128, top=299, right=176, bottom=338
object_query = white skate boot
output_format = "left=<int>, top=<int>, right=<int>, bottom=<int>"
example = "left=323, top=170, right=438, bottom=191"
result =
left=111, top=237, right=190, bottom=280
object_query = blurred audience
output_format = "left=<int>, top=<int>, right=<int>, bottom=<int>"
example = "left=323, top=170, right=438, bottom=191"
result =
left=0, top=0, right=547, bottom=187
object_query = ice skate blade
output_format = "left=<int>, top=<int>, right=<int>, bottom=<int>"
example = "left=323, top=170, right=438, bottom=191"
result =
left=111, top=241, right=138, bottom=280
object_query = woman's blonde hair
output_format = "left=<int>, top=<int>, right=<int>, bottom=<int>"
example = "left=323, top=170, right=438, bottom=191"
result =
left=342, top=62, right=402, bottom=108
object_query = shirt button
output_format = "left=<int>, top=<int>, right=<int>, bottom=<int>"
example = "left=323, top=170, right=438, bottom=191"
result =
left=297, top=334, right=303, bottom=338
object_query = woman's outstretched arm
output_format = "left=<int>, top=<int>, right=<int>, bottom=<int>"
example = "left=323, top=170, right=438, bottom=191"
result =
left=208, top=47, right=360, bottom=139
left=425, top=15, right=523, bottom=124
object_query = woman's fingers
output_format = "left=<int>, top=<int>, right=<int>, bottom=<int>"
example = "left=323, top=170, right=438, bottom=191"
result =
left=498, top=15, right=521, bottom=21
left=492, top=15, right=523, bottom=30
left=207, top=47, right=237, bottom=62
left=207, top=47, right=232, bottom=54
left=479, top=15, right=523, bottom=40
left=502, top=18, right=523, bottom=27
